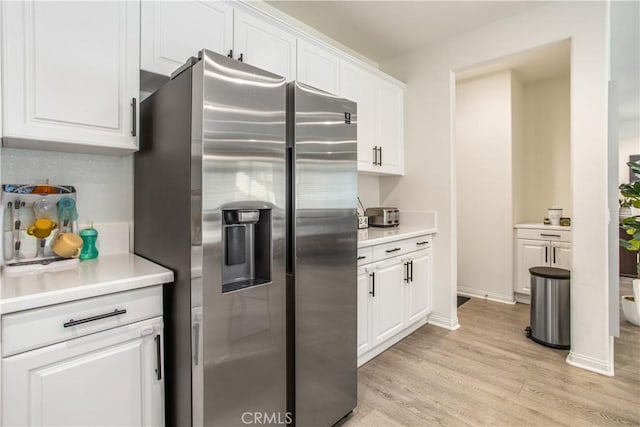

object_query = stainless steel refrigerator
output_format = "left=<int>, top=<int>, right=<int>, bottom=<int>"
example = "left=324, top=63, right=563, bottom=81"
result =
left=134, top=49, right=357, bottom=427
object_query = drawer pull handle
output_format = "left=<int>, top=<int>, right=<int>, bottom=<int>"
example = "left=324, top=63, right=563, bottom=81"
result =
left=416, top=241, right=429, bottom=245
left=63, top=309, right=127, bottom=328
left=357, top=255, right=366, bottom=260
left=540, top=233, right=561, bottom=238
left=385, top=248, right=401, bottom=253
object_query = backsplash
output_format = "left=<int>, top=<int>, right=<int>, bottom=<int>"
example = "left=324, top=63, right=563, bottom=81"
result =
left=1, top=148, right=134, bottom=225
left=358, top=174, right=380, bottom=210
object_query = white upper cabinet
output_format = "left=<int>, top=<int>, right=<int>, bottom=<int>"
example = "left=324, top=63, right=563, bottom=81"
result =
left=297, top=38, right=340, bottom=94
left=375, top=76, right=405, bottom=175
left=339, top=60, right=376, bottom=171
left=1, top=1, right=140, bottom=154
left=233, top=9, right=297, bottom=80
left=141, top=1, right=233, bottom=76
left=339, top=60, right=404, bottom=175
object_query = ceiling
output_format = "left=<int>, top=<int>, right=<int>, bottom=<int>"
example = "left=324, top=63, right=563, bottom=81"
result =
left=266, top=1, right=548, bottom=63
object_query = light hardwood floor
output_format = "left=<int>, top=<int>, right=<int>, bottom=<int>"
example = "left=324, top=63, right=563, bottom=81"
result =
left=340, top=280, right=640, bottom=426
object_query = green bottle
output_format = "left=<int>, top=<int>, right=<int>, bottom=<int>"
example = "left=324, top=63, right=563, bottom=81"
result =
left=79, top=227, right=99, bottom=260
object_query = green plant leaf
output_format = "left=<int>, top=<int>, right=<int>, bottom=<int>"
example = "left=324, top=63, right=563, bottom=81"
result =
left=620, top=239, right=640, bottom=251
left=628, top=161, right=640, bottom=178
left=626, top=228, right=637, bottom=236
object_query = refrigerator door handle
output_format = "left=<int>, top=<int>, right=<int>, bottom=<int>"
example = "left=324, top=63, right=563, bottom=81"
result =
left=193, top=322, right=200, bottom=366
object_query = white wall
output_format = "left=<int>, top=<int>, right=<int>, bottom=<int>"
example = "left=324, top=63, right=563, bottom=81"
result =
left=512, top=73, right=525, bottom=224
left=456, top=71, right=515, bottom=303
left=380, top=2, right=612, bottom=374
left=522, top=76, right=571, bottom=221
left=1, top=149, right=134, bottom=225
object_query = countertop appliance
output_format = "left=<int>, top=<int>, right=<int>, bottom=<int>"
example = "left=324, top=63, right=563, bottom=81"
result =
left=365, top=207, right=400, bottom=227
left=134, top=50, right=357, bottom=427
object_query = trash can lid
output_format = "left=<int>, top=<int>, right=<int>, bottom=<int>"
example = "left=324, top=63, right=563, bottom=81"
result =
left=529, top=266, right=570, bottom=280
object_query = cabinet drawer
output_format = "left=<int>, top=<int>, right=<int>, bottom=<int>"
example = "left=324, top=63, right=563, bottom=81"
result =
left=516, top=228, right=571, bottom=242
left=357, top=247, right=374, bottom=266
left=372, top=240, right=410, bottom=262
left=2, top=286, right=162, bottom=357
left=405, top=235, right=432, bottom=252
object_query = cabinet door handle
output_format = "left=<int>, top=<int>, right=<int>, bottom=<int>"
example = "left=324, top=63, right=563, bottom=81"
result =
left=540, top=233, right=561, bottom=238
left=377, top=147, right=382, bottom=166
left=155, top=334, right=162, bottom=381
left=372, top=146, right=378, bottom=166
left=404, top=262, right=409, bottom=283
left=385, top=247, right=401, bottom=253
left=416, top=241, right=429, bottom=246
left=193, top=323, right=200, bottom=366
left=130, top=98, right=137, bottom=137
left=227, top=49, right=233, bottom=58
left=369, top=272, right=375, bottom=297
left=238, top=53, right=244, bottom=62
left=410, top=260, right=414, bottom=282
left=63, top=308, right=127, bottom=328
left=357, top=255, right=366, bottom=260
left=553, top=247, right=557, bottom=264
left=545, top=246, right=548, bottom=263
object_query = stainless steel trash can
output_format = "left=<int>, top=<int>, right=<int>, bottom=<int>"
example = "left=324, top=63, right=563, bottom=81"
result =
left=525, top=266, right=571, bottom=349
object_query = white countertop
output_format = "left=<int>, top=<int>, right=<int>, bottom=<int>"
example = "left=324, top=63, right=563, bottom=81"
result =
left=358, top=225, right=437, bottom=248
left=0, top=254, right=174, bottom=314
left=514, top=223, right=572, bottom=231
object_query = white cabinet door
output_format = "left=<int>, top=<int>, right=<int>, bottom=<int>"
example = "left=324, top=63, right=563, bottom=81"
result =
left=1, top=1, right=140, bottom=153
left=357, top=266, right=374, bottom=356
left=375, top=76, right=404, bottom=175
left=141, top=1, right=233, bottom=76
left=371, top=259, right=405, bottom=345
left=339, top=60, right=376, bottom=172
left=233, top=9, right=296, bottom=80
left=297, top=38, right=340, bottom=94
left=2, top=317, right=164, bottom=427
left=406, top=250, right=432, bottom=325
left=516, top=239, right=549, bottom=294
left=551, top=241, right=572, bottom=270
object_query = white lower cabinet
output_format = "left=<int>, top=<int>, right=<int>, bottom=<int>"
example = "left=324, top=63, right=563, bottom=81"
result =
left=371, top=258, right=405, bottom=345
left=1, top=287, right=165, bottom=426
left=405, top=251, right=432, bottom=324
left=358, top=235, right=433, bottom=366
left=357, top=267, right=374, bottom=355
left=514, top=227, right=572, bottom=298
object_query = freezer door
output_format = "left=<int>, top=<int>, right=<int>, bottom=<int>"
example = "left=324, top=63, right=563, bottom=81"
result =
left=197, top=50, right=288, bottom=426
left=290, top=81, right=358, bottom=426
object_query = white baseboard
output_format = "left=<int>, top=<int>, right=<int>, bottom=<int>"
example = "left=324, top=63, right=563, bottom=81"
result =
left=457, top=286, right=516, bottom=305
left=427, top=313, right=460, bottom=330
left=566, top=351, right=614, bottom=376
left=514, top=293, right=531, bottom=304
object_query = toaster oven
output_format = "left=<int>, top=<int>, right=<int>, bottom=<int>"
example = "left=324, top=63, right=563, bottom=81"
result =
left=364, top=207, right=399, bottom=227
